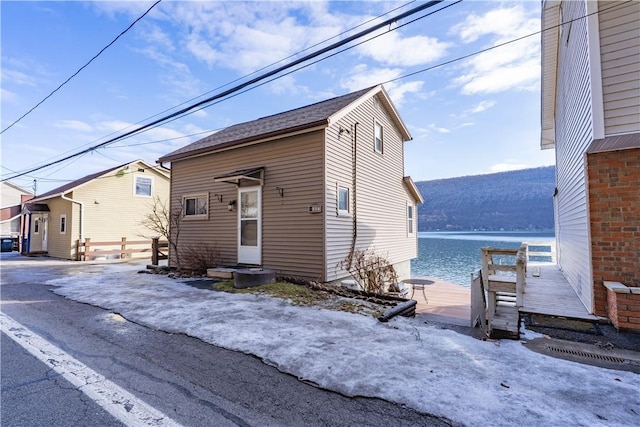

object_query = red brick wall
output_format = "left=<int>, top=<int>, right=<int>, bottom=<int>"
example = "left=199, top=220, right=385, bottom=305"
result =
left=587, top=148, right=640, bottom=317
left=607, top=288, right=640, bottom=331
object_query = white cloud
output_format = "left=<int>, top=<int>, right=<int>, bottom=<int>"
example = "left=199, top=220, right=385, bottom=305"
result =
left=340, top=65, right=423, bottom=105
left=490, top=162, right=530, bottom=173
left=451, top=6, right=539, bottom=43
left=1, top=68, right=38, bottom=86
left=357, top=31, right=450, bottom=67
left=54, top=120, right=94, bottom=132
left=456, top=58, right=540, bottom=95
left=429, top=123, right=451, bottom=134
left=468, top=100, right=496, bottom=113
left=451, top=4, right=541, bottom=95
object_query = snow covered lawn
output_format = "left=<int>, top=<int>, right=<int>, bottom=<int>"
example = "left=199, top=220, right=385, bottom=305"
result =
left=47, top=263, right=639, bottom=426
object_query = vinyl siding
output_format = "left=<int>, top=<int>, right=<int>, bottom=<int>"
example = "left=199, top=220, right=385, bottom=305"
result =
left=41, top=198, right=75, bottom=258
left=553, top=0, right=594, bottom=311
left=35, top=162, right=171, bottom=259
left=598, top=0, right=640, bottom=136
left=325, top=95, right=416, bottom=282
left=170, top=131, right=325, bottom=279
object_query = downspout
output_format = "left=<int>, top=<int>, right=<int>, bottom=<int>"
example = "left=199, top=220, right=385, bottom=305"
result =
left=347, top=122, right=359, bottom=267
left=61, top=193, right=84, bottom=242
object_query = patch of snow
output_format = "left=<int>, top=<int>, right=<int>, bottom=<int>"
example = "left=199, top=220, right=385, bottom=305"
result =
left=47, top=264, right=640, bottom=426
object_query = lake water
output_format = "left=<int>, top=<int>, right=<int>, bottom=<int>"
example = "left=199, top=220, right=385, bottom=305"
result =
left=411, top=231, right=555, bottom=287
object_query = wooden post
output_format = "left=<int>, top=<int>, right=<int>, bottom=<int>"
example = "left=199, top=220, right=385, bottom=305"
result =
left=75, top=240, right=80, bottom=261
left=152, top=238, right=158, bottom=266
left=121, top=237, right=127, bottom=259
left=84, top=238, right=90, bottom=262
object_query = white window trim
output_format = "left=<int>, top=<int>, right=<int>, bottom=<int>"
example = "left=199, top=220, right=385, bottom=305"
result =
left=374, top=120, right=383, bottom=154
left=34, top=218, right=40, bottom=234
left=183, top=193, right=209, bottom=220
left=60, top=214, right=67, bottom=234
left=407, top=203, right=415, bottom=236
left=133, top=174, right=153, bottom=198
left=337, top=184, right=350, bottom=216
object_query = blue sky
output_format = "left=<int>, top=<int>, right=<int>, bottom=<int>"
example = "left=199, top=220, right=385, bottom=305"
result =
left=1, top=0, right=554, bottom=195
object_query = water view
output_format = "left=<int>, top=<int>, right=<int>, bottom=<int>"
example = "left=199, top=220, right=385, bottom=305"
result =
left=411, top=231, right=555, bottom=287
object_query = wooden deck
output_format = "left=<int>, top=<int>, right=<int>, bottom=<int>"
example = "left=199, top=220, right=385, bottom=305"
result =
left=521, top=263, right=598, bottom=320
left=408, top=262, right=597, bottom=328
left=409, top=277, right=470, bottom=326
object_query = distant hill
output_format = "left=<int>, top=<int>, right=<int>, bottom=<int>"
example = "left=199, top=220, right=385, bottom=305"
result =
left=415, top=166, right=555, bottom=231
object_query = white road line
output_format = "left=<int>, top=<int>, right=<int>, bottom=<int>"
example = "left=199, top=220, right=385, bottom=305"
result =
left=0, top=311, right=183, bottom=427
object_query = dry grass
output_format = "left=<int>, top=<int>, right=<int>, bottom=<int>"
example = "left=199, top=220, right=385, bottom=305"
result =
left=212, top=281, right=384, bottom=317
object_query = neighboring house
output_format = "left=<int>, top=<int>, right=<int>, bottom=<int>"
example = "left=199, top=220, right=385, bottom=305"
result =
left=22, top=160, right=170, bottom=260
left=158, top=85, right=423, bottom=283
left=1, top=182, right=33, bottom=250
left=541, top=0, right=639, bottom=329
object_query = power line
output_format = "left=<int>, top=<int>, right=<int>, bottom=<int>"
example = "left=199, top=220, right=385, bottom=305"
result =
left=2, top=0, right=448, bottom=182
left=0, top=0, right=162, bottom=135
left=2, top=0, right=420, bottom=177
left=7, top=0, right=625, bottom=183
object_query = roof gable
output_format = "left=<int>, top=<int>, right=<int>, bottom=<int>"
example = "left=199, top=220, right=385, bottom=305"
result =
left=30, top=160, right=168, bottom=202
left=158, top=86, right=410, bottom=163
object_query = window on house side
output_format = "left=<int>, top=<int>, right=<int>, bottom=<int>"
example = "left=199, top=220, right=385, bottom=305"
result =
left=338, top=187, right=349, bottom=214
left=184, top=195, right=208, bottom=218
left=135, top=175, right=152, bottom=197
left=407, top=204, right=414, bottom=235
left=374, top=121, right=383, bottom=153
left=60, top=214, right=67, bottom=234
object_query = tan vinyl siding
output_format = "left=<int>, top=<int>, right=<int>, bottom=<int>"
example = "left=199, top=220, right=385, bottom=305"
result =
left=170, top=131, right=325, bottom=279
left=598, top=0, right=640, bottom=136
left=325, top=95, right=416, bottom=282
left=553, top=0, right=594, bottom=311
left=42, top=198, right=74, bottom=258
left=70, top=162, right=170, bottom=260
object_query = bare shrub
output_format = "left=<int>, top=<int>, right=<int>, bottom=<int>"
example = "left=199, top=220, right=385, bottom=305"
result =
left=339, top=249, right=399, bottom=295
left=140, top=195, right=183, bottom=267
left=179, top=243, right=222, bottom=275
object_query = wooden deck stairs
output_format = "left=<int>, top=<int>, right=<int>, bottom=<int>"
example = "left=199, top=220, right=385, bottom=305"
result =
left=471, top=245, right=527, bottom=339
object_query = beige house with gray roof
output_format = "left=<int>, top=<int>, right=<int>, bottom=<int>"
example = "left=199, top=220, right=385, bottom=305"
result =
left=22, top=160, right=170, bottom=259
left=158, top=85, right=423, bottom=282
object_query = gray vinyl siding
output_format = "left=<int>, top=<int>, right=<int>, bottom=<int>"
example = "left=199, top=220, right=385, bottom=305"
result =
left=598, top=0, right=640, bottom=136
left=325, top=95, right=416, bottom=282
left=170, top=131, right=325, bottom=279
left=554, top=0, right=594, bottom=311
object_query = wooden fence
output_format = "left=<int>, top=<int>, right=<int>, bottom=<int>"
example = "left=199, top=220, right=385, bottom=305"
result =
left=75, top=237, right=168, bottom=262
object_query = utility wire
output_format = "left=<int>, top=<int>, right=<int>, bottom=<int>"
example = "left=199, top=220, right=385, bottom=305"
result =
left=2, top=0, right=447, bottom=182
left=1, top=0, right=162, bottom=135
left=6, top=0, right=626, bottom=183
left=2, top=0, right=420, bottom=176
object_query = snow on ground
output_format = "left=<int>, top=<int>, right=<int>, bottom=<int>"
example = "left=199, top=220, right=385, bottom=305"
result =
left=41, top=262, right=640, bottom=426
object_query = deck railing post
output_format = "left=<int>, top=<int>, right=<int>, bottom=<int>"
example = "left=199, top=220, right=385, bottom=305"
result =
left=121, top=237, right=127, bottom=259
left=84, top=238, right=90, bottom=262
left=152, top=238, right=159, bottom=266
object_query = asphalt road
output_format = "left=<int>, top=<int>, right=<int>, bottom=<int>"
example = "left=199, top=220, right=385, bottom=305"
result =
left=1, top=261, right=457, bottom=427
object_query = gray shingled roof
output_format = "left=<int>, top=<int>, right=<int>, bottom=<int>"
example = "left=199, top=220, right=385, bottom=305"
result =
left=159, top=86, right=374, bottom=162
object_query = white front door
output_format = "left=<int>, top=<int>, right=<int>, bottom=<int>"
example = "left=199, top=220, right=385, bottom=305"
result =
left=238, top=187, right=261, bottom=265
left=41, top=215, right=48, bottom=251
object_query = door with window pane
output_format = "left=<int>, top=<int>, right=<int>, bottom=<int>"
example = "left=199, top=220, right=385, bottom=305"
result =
left=238, top=187, right=261, bottom=265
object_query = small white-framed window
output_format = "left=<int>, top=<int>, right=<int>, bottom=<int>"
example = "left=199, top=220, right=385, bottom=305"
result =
left=60, top=214, right=67, bottom=234
left=374, top=121, right=383, bottom=154
left=407, top=203, right=415, bottom=235
left=183, top=194, right=208, bottom=219
left=134, top=175, right=153, bottom=197
left=34, top=218, right=40, bottom=234
left=337, top=186, right=350, bottom=215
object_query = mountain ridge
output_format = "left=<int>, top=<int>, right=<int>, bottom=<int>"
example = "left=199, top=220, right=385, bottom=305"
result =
left=415, top=166, right=556, bottom=231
